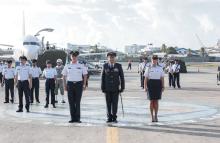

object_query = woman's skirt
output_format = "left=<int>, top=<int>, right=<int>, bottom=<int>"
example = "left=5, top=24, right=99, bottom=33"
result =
left=147, top=79, right=162, bottom=100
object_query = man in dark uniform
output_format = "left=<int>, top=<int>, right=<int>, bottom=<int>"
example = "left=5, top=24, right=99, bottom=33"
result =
left=101, top=52, right=125, bottom=123
left=62, top=51, right=88, bottom=123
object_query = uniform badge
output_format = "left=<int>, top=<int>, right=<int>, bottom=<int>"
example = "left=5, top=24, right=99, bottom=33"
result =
left=114, top=68, right=119, bottom=72
left=105, top=69, right=110, bottom=73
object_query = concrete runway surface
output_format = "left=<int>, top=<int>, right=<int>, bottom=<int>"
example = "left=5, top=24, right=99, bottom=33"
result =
left=0, top=64, right=220, bottom=143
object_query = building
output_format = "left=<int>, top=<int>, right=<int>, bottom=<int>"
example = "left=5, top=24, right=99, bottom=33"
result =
left=176, top=48, right=199, bottom=56
left=67, top=43, right=91, bottom=53
left=125, top=44, right=161, bottom=55
left=125, top=44, right=146, bottom=55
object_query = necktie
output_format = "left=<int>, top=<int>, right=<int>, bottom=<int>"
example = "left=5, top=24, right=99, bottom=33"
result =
left=109, top=64, right=113, bottom=68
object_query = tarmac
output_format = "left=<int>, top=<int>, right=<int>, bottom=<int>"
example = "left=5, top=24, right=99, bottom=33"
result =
left=0, top=63, right=220, bottom=143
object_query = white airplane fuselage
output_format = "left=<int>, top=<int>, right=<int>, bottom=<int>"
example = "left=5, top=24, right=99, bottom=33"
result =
left=13, top=35, right=41, bottom=60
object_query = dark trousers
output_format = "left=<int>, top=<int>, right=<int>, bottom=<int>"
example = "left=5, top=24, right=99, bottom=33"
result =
left=105, top=92, right=119, bottom=120
left=173, top=72, right=181, bottom=88
left=45, top=79, right=55, bottom=105
left=127, top=64, right=131, bottom=70
left=168, top=73, right=173, bottom=87
left=67, top=81, right=83, bottom=121
left=0, top=72, right=2, bottom=83
left=141, top=72, right=145, bottom=88
left=30, top=78, right=39, bottom=102
left=18, top=80, right=30, bottom=110
left=5, top=79, right=14, bottom=102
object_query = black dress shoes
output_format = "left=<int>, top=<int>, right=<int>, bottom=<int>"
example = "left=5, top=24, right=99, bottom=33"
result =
left=16, top=109, right=23, bottom=112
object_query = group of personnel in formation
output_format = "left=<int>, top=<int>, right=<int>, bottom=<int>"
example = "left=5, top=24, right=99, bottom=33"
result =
left=139, top=57, right=181, bottom=89
left=0, top=51, right=181, bottom=123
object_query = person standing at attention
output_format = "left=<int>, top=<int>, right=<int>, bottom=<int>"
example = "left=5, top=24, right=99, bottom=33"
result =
left=144, top=55, right=165, bottom=122
left=62, top=51, right=88, bottom=123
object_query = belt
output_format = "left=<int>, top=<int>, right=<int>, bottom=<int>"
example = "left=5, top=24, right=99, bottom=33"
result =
left=68, top=81, right=82, bottom=84
left=46, top=78, right=54, bottom=80
left=5, top=78, right=14, bottom=80
left=18, top=80, right=28, bottom=82
left=32, top=77, right=39, bottom=79
left=56, top=78, right=63, bottom=80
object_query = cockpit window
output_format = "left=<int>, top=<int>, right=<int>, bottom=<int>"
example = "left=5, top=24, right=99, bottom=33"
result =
left=23, top=42, right=40, bottom=46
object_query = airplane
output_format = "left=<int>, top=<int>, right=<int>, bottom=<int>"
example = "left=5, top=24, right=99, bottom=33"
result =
left=0, top=13, right=66, bottom=69
left=0, top=35, right=42, bottom=66
left=13, top=35, right=41, bottom=60
left=0, top=12, right=45, bottom=66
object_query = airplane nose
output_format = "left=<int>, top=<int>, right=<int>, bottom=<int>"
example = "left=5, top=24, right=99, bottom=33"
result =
left=24, top=46, right=39, bottom=60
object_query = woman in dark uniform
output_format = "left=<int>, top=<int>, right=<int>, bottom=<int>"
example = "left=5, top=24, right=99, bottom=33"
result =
left=144, top=55, right=165, bottom=122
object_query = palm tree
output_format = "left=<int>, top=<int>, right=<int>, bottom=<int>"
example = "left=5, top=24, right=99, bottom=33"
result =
left=200, top=47, right=206, bottom=57
left=188, top=48, right=192, bottom=56
left=161, top=44, right=167, bottom=53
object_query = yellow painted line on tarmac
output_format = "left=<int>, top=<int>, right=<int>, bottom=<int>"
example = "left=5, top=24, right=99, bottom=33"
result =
left=107, top=127, right=119, bottom=143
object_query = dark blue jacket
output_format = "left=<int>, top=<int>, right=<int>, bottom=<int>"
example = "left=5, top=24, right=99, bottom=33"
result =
left=101, top=63, right=125, bottom=92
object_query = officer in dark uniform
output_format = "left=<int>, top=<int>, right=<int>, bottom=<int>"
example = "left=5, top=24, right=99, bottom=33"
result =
left=101, top=52, right=125, bottom=123
left=62, top=51, right=88, bottom=123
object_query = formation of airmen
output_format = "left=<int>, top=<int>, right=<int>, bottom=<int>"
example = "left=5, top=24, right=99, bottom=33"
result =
left=139, top=57, right=181, bottom=89
left=0, top=51, right=181, bottom=123
left=166, top=60, right=181, bottom=88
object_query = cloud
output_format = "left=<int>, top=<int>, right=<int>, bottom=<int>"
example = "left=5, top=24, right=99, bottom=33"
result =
left=0, top=0, right=220, bottom=50
left=195, top=14, right=215, bottom=32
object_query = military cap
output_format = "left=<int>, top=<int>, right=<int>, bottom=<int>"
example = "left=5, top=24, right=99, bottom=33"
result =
left=107, top=51, right=116, bottom=57
left=152, top=55, right=158, bottom=60
left=32, top=59, right=37, bottom=63
left=7, top=60, right=12, bottom=63
left=19, top=56, right=27, bottom=61
left=46, top=60, right=52, bottom=64
left=70, top=51, right=79, bottom=56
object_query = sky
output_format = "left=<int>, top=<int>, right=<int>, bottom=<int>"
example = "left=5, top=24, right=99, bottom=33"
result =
left=0, top=0, right=220, bottom=51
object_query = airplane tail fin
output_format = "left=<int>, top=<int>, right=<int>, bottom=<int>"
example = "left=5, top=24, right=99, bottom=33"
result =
left=22, top=11, right=25, bottom=39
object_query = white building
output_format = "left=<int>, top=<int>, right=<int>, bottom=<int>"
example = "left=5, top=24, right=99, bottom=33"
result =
left=125, top=44, right=161, bottom=55
left=67, top=43, right=91, bottom=53
left=125, top=44, right=146, bottom=55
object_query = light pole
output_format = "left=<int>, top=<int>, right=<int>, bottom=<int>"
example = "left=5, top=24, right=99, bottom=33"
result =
left=34, top=28, right=54, bottom=50
left=34, top=28, right=54, bottom=37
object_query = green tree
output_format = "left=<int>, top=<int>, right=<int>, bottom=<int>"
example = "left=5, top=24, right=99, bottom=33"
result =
left=166, top=47, right=177, bottom=54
